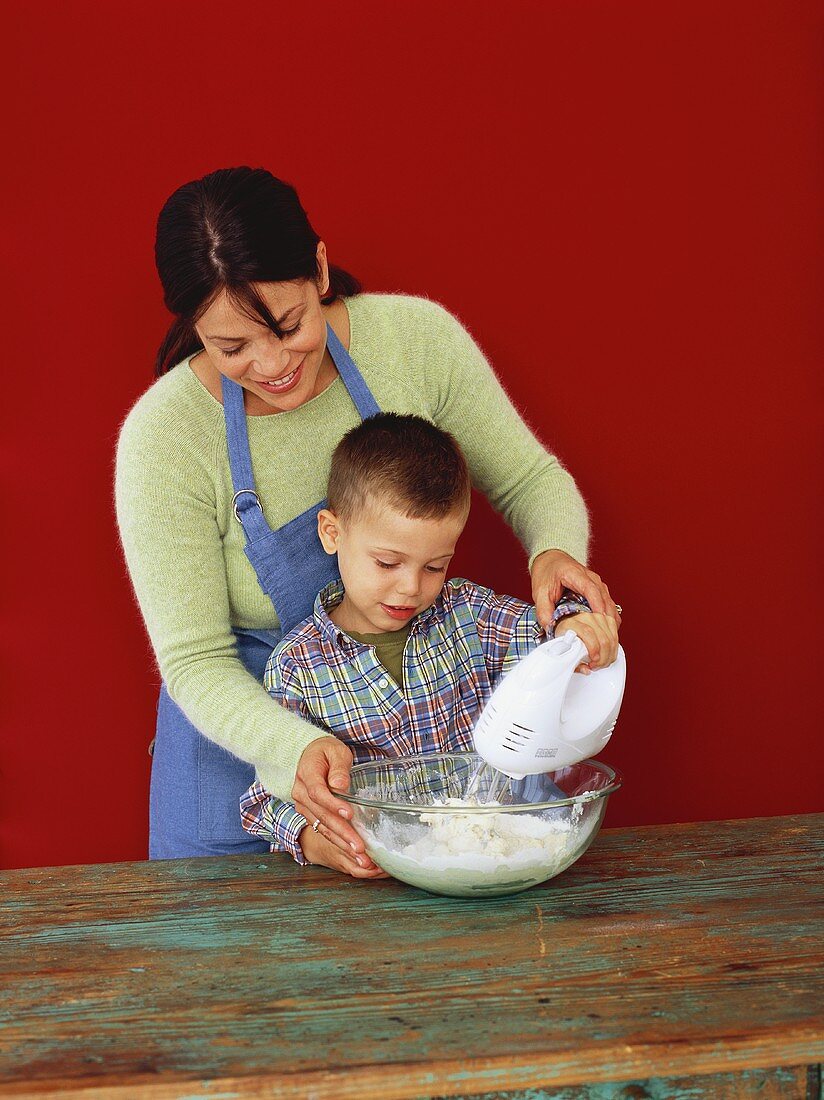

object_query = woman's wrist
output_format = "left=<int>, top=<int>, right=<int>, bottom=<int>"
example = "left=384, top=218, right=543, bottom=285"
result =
left=254, top=731, right=336, bottom=802
left=255, top=752, right=307, bottom=803
left=529, top=547, right=576, bottom=572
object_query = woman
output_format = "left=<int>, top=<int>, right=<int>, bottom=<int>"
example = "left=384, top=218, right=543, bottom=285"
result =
left=115, top=166, right=620, bottom=867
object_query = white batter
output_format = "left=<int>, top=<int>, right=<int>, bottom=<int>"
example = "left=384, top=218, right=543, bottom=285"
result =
left=360, top=797, right=602, bottom=897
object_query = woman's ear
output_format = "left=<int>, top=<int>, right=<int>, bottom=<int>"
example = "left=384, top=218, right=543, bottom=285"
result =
left=317, top=507, right=340, bottom=555
left=315, top=241, right=330, bottom=297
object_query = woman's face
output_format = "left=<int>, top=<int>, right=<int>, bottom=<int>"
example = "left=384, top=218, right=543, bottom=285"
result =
left=193, top=246, right=333, bottom=413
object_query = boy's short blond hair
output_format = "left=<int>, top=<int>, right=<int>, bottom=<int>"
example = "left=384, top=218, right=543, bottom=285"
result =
left=328, top=413, right=471, bottom=523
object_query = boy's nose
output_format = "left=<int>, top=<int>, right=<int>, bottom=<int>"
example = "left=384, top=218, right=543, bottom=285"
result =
left=396, top=573, right=421, bottom=598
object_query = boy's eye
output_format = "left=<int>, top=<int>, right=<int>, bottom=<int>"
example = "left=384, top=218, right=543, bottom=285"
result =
left=426, top=565, right=447, bottom=574
left=376, top=560, right=399, bottom=569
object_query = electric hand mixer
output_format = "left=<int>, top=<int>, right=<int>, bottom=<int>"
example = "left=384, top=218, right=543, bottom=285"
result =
left=472, top=632, right=627, bottom=795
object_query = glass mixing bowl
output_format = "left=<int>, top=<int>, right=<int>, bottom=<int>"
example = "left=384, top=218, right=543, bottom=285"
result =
left=338, top=752, right=622, bottom=898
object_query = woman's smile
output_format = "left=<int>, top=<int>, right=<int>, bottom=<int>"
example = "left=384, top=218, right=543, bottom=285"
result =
left=253, top=357, right=306, bottom=394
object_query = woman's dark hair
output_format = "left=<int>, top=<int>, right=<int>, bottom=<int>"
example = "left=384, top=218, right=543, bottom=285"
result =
left=153, top=167, right=361, bottom=376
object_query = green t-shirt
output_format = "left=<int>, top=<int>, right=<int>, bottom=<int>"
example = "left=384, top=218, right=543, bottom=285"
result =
left=345, top=623, right=414, bottom=688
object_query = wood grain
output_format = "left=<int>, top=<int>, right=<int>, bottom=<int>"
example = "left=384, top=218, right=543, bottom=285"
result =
left=0, top=815, right=821, bottom=1098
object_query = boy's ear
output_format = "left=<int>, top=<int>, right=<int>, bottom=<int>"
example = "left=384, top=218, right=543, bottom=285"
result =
left=317, top=508, right=340, bottom=555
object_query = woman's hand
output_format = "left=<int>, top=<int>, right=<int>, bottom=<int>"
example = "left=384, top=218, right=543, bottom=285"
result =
left=291, top=735, right=383, bottom=870
left=555, top=612, right=619, bottom=672
left=531, top=549, right=622, bottom=630
left=298, top=823, right=389, bottom=879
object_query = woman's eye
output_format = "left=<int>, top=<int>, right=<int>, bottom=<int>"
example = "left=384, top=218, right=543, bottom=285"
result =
left=376, top=561, right=399, bottom=569
left=281, top=322, right=302, bottom=338
left=426, top=566, right=447, bottom=574
left=221, top=346, right=244, bottom=358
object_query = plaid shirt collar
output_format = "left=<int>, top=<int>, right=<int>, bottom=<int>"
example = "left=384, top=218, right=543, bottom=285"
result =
left=312, top=578, right=448, bottom=666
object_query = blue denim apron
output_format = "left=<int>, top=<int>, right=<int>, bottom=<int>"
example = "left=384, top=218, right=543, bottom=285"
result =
left=149, top=324, right=380, bottom=858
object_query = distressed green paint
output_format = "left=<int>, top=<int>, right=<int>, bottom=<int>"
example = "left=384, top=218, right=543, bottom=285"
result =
left=0, top=815, right=822, bottom=1099
left=423, top=1063, right=815, bottom=1098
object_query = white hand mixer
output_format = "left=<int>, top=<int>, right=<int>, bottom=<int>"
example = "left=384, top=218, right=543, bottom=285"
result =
left=472, top=632, right=627, bottom=782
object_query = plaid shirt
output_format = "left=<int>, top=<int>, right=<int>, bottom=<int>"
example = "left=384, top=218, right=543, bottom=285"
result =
left=240, top=578, right=589, bottom=863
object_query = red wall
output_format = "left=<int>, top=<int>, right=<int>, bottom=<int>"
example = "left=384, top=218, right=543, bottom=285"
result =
left=4, top=1, right=822, bottom=869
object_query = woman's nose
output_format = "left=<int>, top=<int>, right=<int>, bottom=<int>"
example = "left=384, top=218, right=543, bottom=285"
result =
left=256, top=336, right=290, bottom=376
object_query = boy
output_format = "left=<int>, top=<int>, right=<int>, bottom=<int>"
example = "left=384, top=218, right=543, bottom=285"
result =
left=241, top=414, right=617, bottom=874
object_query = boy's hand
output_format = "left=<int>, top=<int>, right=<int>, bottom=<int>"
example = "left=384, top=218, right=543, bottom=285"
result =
left=555, top=612, right=619, bottom=672
left=293, top=736, right=375, bottom=860
left=299, top=824, right=390, bottom=879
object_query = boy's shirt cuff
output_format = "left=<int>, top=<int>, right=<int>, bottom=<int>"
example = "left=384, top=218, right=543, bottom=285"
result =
left=500, top=588, right=592, bottom=677
left=549, top=589, right=592, bottom=634
left=240, top=781, right=309, bottom=866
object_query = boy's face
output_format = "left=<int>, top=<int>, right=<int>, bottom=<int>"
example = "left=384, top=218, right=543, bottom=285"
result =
left=317, top=500, right=468, bottom=634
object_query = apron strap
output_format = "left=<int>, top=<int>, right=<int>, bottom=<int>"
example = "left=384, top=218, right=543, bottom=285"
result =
left=326, top=322, right=380, bottom=418
left=221, top=376, right=272, bottom=542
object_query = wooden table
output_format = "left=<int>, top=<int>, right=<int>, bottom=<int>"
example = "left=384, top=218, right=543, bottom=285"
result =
left=1, top=815, right=821, bottom=1099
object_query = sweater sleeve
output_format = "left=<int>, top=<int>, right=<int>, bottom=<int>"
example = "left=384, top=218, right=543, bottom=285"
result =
left=418, top=302, right=590, bottom=566
left=114, top=399, right=324, bottom=800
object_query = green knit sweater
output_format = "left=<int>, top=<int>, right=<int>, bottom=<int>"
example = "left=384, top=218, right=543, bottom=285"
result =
left=115, top=294, right=589, bottom=798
